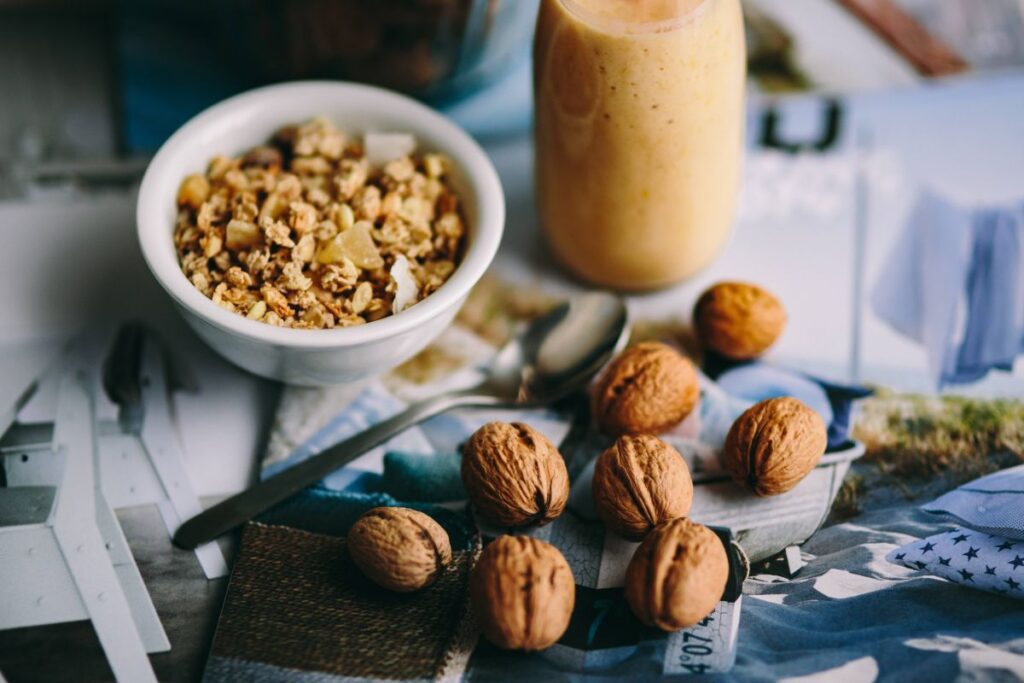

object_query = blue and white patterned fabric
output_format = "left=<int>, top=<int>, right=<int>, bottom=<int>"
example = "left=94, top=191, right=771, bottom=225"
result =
left=886, top=465, right=1024, bottom=600
left=886, top=528, right=1024, bottom=600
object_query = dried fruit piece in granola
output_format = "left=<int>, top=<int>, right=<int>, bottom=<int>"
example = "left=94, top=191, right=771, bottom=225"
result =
left=318, top=221, right=384, bottom=270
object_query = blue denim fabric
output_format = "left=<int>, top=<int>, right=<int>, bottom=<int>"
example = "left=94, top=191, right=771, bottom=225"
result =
left=711, top=362, right=871, bottom=451
left=717, top=364, right=835, bottom=426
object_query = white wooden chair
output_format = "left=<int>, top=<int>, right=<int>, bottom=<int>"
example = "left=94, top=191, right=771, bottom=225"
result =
left=0, top=363, right=165, bottom=682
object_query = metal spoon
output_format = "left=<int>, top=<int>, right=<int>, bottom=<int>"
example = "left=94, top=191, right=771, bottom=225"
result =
left=173, top=292, right=629, bottom=549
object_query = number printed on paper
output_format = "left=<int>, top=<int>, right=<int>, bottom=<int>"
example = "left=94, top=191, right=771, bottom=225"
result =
left=662, top=598, right=742, bottom=675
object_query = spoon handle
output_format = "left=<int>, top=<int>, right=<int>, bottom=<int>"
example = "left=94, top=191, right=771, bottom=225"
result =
left=172, top=388, right=498, bottom=549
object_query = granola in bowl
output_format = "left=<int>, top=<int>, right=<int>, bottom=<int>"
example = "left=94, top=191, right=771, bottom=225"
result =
left=173, top=118, right=466, bottom=330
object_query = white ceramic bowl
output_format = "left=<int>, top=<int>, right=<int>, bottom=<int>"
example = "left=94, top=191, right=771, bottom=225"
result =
left=138, top=81, right=504, bottom=385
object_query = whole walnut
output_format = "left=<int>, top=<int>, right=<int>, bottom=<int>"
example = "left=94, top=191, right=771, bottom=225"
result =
left=593, top=342, right=700, bottom=437
left=592, top=435, right=693, bottom=540
left=624, top=518, right=728, bottom=631
left=470, top=535, right=575, bottom=650
left=461, top=422, right=569, bottom=527
left=693, top=282, right=786, bottom=360
left=347, top=507, right=452, bottom=593
left=722, top=397, right=826, bottom=496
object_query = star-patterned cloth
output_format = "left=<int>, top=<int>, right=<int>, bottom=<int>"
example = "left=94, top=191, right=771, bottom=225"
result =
left=887, top=528, right=1024, bottom=599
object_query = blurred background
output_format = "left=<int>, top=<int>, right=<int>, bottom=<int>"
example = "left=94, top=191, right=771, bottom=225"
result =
left=3, top=0, right=1024, bottom=395
left=5, top=0, right=1024, bottom=394
left=3, top=0, right=1024, bottom=182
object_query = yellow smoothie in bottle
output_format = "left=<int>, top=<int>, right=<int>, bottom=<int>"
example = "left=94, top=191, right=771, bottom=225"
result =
left=534, top=0, right=746, bottom=290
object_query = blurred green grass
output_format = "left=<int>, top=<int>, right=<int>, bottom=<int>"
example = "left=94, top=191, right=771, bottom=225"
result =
left=832, top=392, right=1024, bottom=520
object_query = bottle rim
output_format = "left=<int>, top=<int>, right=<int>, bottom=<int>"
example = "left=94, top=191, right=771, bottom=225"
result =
left=556, top=0, right=712, bottom=35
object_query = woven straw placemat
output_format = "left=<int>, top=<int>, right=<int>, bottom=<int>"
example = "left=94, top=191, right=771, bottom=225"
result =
left=205, top=522, right=477, bottom=681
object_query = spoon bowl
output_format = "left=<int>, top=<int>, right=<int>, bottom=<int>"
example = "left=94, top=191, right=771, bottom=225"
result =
left=484, top=292, right=630, bottom=404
